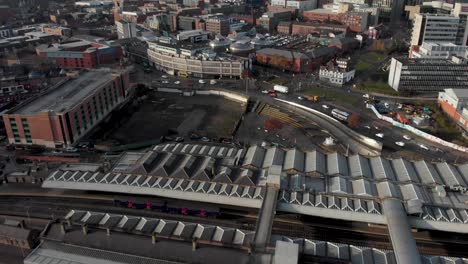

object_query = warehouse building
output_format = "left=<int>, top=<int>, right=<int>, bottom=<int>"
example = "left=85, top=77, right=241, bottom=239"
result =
left=388, top=56, right=468, bottom=94
left=2, top=69, right=131, bottom=148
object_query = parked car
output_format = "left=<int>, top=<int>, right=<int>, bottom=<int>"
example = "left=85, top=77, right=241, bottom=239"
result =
left=199, top=80, right=206, bottom=84
left=162, top=80, right=169, bottom=84
left=210, top=80, right=217, bottom=85
left=297, top=96, right=304, bottom=100
left=362, top=94, right=370, bottom=98
left=395, top=141, right=405, bottom=147
left=403, top=135, right=411, bottom=140
left=375, top=133, right=384, bottom=138
left=419, top=144, right=429, bottom=150
left=174, top=81, right=180, bottom=85
left=161, top=75, right=168, bottom=78
left=190, top=133, right=201, bottom=140
left=322, top=105, right=329, bottom=109
left=201, top=137, right=210, bottom=142
left=65, top=147, right=78, bottom=153
left=261, top=90, right=269, bottom=94
left=175, top=137, right=184, bottom=142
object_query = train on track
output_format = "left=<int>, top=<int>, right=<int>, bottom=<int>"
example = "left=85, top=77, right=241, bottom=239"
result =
left=113, top=197, right=220, bottom=218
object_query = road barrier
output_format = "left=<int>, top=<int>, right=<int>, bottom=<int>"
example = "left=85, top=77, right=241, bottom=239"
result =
left=156, top=87, right=248, bottom=103
left=275, top=99, right=383, bottom=155
left=369, top=105, right=468, bottom=153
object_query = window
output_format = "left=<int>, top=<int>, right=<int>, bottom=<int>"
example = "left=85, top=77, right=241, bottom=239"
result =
left=74, top=112, right=81, bottom=135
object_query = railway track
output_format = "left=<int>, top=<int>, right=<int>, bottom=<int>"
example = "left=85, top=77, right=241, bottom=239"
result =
left=0, top=193, right=467, bottom=257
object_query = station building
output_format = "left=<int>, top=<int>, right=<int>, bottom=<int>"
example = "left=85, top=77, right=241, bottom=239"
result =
left=2, top=69, right=131, bottom=148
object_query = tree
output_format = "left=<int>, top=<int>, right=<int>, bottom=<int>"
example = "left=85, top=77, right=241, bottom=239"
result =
left=348, top=113, right=360, bottom=129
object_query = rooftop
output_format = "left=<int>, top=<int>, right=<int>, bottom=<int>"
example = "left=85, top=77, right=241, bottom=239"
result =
left=305, top=8, right=334, bottom=14
left=11, top=70, right=117, bottom=115
left=446, top=88, right=468, bottom=99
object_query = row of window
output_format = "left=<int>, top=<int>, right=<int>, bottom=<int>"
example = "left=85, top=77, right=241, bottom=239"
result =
left=73, top=84, right=120, bottom=135
left=9, top=118, right=32, bottom=144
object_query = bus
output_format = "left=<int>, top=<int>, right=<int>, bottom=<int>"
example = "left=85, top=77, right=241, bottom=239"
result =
left=331, top=108, right=350, bottom=121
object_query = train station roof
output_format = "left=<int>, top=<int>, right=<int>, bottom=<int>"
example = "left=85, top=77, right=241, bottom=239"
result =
left=42, top=142, right=468, bottom=232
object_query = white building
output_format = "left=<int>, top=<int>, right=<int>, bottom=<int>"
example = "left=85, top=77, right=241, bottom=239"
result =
left=319, top=58, right=355, bottom=86
left=116, top=21, right=137, bottom=39
left=286, top=0, right=317, bottom=12
left=271, top=0, right=317, bottom=13
left=410, top=42, right=468, bottom=59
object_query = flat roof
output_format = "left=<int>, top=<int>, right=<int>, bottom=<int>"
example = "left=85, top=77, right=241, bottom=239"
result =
left=12, top=70, right=115, bottom=115
left=447, top=88, right=468, bottom=99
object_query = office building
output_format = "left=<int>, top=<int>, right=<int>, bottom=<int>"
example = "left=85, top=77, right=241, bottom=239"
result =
left=205, top=16, right=231, bottom=36
left=2, top=69, right=131, bottom=148
left=410, top=14, right=468, bottom=49
left=116, top=20, right=137, bottom=39
left=388, top=56, right=468, bottom=94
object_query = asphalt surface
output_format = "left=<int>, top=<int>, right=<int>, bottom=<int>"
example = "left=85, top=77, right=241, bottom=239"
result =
left=132, top=66, right=468, bottom=162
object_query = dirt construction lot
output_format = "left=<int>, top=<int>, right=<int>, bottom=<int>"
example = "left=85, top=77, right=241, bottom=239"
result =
left=89, top=92, right=245, bottom=145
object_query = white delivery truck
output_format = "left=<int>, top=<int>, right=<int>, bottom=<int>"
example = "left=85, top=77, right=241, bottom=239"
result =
left=273, top=85, right=289, bottom=93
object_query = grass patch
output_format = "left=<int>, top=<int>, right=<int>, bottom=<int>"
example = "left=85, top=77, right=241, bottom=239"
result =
left=430, top=111, right=468, bottom=146
left=303, top=86, right=360, bottom=106
left=269, top=77, right=288, bottom=85
left=356, top=80, right=399, bottom=96
left=355, top=52, right=387, bottom=75
left=355, top=61, right=371, bottom=75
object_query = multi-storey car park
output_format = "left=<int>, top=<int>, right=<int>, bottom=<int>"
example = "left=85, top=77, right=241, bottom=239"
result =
left=39, top=141, right=468, bottom=264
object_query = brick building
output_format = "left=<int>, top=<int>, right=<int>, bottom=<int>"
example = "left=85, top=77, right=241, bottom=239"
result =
left=256, top=46, right=337, bottom=73
left=329, top=37, right=359, bottom=53
left=36, top=40, right=122, bottom=69
left=289, top=22, right=349, bottom=36
left=40, top=25, right=72, bottom=37
left=438, top=89, right=468, bottom=132
left=2, top=69, right=131, bottom=148
left=277, top=21, right=292, bottom=34
left=303, top=9, right=368, bottom=32
left=0, top=223, right=39, bottom=251
left=205, top=16, right=230, bottom=36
